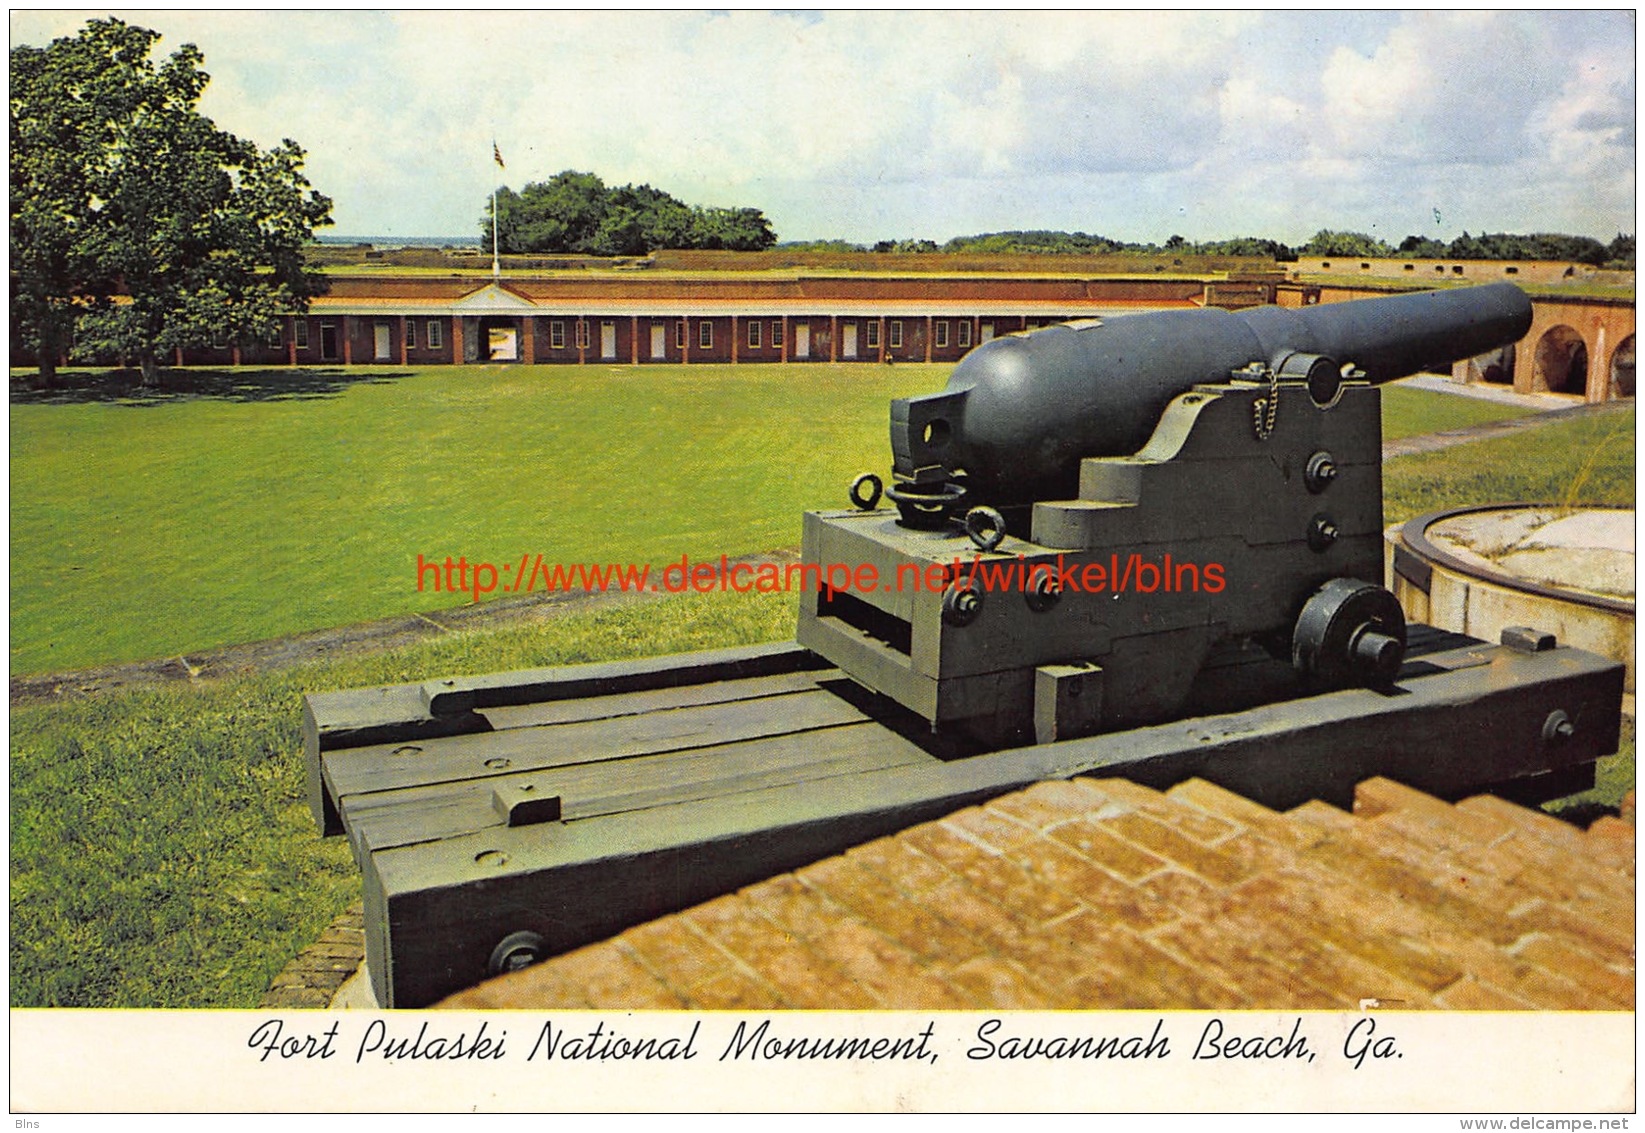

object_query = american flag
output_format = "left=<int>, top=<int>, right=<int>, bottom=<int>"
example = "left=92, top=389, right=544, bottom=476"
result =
left=493, top=142, right=505, bottom=169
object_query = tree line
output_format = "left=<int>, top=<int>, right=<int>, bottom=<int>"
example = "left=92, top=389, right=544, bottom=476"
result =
left=10, top=18, right=333, bottom=384
left=485, top=172, right=776, bottom=255
left=782, top=229, right=1635, bottom=269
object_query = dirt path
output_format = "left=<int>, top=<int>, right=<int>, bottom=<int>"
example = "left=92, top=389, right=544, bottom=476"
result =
left=12, top=400, right=1631, bottom=706
left=9, top=551, right=799, bottom=704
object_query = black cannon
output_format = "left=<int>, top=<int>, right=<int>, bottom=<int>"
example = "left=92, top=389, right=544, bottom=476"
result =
left=890, top=282, right=1533, bottom=515
left=800, top=284, right=1541, bottom=743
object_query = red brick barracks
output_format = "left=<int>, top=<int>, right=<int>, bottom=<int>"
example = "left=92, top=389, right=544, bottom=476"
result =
left=183, top=273, right=1252, bottom=368
left=70, top=268, right=1634, bottom=401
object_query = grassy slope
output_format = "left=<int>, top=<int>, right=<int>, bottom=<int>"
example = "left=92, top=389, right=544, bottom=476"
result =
left=1383, top=403, right=1633, bottom=523
left=10, top=588, right=796, bottom=1007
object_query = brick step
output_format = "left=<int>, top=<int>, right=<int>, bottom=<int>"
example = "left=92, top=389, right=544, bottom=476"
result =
left=434, top=776, right=1634, bottom=1011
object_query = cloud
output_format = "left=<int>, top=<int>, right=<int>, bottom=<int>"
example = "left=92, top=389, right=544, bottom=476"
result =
left=8, top=10, right=1635, bottom=242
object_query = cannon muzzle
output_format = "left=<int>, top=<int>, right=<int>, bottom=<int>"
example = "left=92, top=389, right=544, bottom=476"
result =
left=891, top=282, right=1533, bottom=508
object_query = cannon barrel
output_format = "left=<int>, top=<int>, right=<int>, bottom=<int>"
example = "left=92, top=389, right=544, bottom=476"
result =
left=891, top=282, right=1533, bottom=507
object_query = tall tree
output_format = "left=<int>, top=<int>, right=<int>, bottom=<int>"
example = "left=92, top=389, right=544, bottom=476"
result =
left=10, top=18, right=332, bottom=385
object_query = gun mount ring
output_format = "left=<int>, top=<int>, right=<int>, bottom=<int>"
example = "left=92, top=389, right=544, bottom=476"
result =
left=964, top=506, right=1007, bottom=552
left=1292, top=578, right=1407, bottom=691
left=849, top=472, right=884, bottom=511
left=886, top=480, right=967, bottom=530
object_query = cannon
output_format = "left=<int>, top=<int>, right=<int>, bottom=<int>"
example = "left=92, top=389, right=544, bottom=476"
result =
left=305, top=283, right=1622, bottom=1007
left=889, top=283, right=1533, bottom=510
left=798, top=284, right=1537, bottom=746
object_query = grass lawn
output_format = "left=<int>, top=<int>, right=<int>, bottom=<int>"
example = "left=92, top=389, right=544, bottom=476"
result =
left=1378, top=380, right=1537, bottom=439
left=10, top=362, right=942, bottom=675
left=11, top=365, right=1541, bottom=675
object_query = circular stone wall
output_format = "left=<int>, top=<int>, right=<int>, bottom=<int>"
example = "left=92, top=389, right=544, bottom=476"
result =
left=1386, top=505, right=1635, bottom=692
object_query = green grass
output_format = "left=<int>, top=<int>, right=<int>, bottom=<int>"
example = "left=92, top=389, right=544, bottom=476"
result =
left=1383, top=404, right=1634, bottom=523
left=9, top=587, right=796, bottom=1008
left=10, top=363, right=941, bottom=674
left=1379, top=381, right=1536, bottom=439
left=9, top=367, right=1545, bottom=675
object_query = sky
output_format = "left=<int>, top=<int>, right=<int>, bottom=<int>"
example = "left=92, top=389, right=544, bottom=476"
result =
left=9, top=9, right=1637, bottom=246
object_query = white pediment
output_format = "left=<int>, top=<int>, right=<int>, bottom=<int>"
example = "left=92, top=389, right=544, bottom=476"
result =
left=452, top=283, right=539, bottom=313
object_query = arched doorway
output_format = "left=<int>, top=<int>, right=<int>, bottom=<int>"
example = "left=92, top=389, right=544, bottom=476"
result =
left=1533, top=326, right=1588, bottom=394
left=1609, top=335, right=1635, bottom=398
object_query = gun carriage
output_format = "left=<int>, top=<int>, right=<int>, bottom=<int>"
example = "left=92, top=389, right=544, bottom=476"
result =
left=305, top=283, right=1623, bottom=1006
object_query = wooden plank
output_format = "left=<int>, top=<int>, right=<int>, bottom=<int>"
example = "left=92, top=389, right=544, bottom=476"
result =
left=363, top=643, right=1624, bottom=1006
left=420, top=641, right=830, bottom=716
left=324, top=687, right=870, bottom=798
left=477, top=670, right=836, bottom=731
left=338, top=721, right=937, bottom=852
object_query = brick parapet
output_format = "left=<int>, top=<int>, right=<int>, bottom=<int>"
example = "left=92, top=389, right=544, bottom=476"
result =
left=433, top=778, right=1635, bottom=1012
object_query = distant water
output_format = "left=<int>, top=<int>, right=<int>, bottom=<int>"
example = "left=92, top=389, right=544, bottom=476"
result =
left=316, top=235, right=481, bottom=248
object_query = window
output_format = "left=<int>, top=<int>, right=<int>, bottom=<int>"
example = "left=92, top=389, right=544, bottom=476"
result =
left=676, top=321, right=686, bottom=349
left=211, top=329, right=229, bottom=349
left=294, top=321, right=309, bottom=349
left=771, top=320, right=783, bottom=347
left=890, top=320, right=903, bottom=349
left=699, top=321, right=713, bottom=349
left=865, top=320, right=879, bottom=349
left=748, top=320, right=761, bottom=349
left=958, top=321, right=971, bottom=347
left=268, top=324, right=283, bottom=349
left=934, top=321, right=949, bottom=348
left=405, top=320, right=416, bottom=349
left=427, top=320, right=442, bottom=349
left=550, top=321, right=566, bottom=349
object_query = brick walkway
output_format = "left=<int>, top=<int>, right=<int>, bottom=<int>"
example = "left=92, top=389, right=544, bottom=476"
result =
left=437, top=776, right=1635, bottom=1011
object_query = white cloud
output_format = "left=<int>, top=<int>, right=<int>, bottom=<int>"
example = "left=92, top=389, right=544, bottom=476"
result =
left=8, top=9, right=1635, bottom=242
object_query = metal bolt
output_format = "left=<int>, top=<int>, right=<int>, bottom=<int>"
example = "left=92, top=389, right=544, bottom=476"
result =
left=1026, top=570, right=1061, bottom=612
left=943, top=582, right=983, bottom=626
left=1542, top=710, right=1576, bottom=744
left=1309, top=515, right=1339, bottom=551
left=1306, top=451, right=1338, bottom=494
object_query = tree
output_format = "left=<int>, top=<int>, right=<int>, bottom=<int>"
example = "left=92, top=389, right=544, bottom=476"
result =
left=10, top=19, right=145, bottom=383
left=1397, top=235, right=1447, bottom=257
left=1606, top=233, right=1634, bottom=270
left=10, top=19, right=333, bottom=384
left=1301, top=229, right=1394, bottom=258
left=484, top=170, right=777, bottom=254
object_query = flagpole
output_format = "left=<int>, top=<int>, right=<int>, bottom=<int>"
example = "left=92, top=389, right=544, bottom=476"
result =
left=491, top=139, right=502, bottom=281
